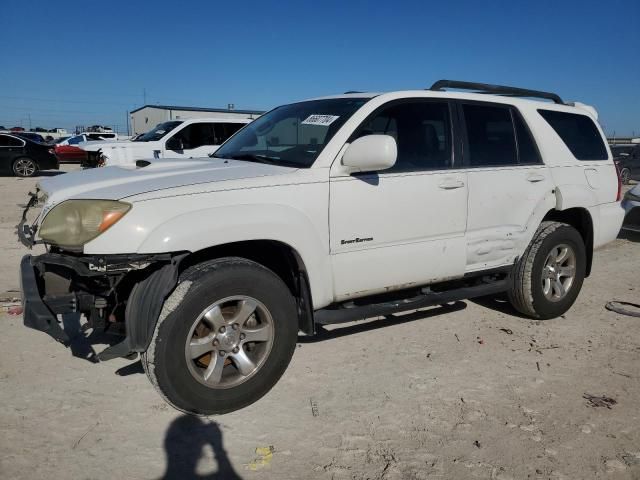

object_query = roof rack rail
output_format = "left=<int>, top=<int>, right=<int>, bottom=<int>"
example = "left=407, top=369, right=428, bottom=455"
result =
left=429, top=80, right=565, bottom=105
left=343, top=90, right=363, bottom=94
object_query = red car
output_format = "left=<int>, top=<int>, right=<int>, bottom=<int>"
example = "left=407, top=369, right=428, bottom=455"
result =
left=54, top=144, right=88, bottom=163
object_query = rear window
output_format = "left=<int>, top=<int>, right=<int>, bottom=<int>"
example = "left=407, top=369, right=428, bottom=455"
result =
left=538, top=110, right=607, bottom=160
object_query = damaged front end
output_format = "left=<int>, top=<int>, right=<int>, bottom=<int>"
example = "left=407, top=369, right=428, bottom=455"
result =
left=20, top=251, right=186, bottom=361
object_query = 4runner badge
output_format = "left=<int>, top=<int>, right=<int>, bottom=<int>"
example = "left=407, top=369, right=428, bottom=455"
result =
left=341, top=237, right=373, bottom=245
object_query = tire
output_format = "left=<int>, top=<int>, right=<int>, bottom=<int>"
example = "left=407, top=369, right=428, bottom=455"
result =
left=12, top=157, right=38, bottom=177
left=620, top=168, right=631, bottom=185
left=508, top=221, right=586, bottom=319
left=142, top=257, right=298, bottom=415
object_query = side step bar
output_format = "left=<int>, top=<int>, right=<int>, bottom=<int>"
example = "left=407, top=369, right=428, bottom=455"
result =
left=314, top=278, right=508, bottom=325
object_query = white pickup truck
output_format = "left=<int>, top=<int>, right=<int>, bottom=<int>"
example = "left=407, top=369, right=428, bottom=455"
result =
left=79, top=117, right=251, bottom=167
left=18, top=80, right=625, bottom=415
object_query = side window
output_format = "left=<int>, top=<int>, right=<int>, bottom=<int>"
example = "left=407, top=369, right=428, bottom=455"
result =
left=512, top=110, right=542, bottom=164
left=463, top=104, right=517, bottom=167
left=68, top=135, right=83, bottom=145
left=221, top=123, right=244, bottom=143
left=538, top=110, right=607, bottom=160
left=355, top=101, right=452, bottom=172
left=0, top=135, right=24, bottom=147
left=171, top=123, right=217, bottom=149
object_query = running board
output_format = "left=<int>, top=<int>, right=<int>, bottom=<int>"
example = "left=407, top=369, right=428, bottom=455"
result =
left=314, top=279, right=508, bottom=325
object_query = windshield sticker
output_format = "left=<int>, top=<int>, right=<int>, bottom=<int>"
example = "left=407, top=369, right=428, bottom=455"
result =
left=301, top=115, right=340, bottom=126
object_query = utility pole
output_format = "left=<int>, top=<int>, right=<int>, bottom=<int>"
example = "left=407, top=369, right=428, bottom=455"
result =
left=126, top=110, right=130, bottom=136
left=143, top=88, right=147, bottom=105
left=27, top=114, right=32, bottom=131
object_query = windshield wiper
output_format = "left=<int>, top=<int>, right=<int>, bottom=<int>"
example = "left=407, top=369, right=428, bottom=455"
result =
left=217, top=153, right=300, bottom=168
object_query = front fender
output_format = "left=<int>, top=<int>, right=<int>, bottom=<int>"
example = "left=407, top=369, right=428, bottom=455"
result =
left=135, top=203, right=333, bottom=308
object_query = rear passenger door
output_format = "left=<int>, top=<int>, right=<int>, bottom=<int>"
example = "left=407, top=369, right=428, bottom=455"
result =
left=459, top=102, right=552, bottom=272
left=329, top=99, right=468, bottom=300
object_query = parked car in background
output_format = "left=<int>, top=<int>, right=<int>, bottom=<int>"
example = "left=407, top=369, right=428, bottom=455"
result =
left=80, top=118, right=250, bottom=167
left=18, top=80, right=624, bottom=414
left=622, top=184, right=640, bottom=232
left=15, top=132, right=46, bottom=143
left=50, top=128, right=68, bottom=134
left=33, top=127, right=48, bottom=133
left=57, top=132, right=118, bottom=146
left=54, top=144, right=87, bottom=163
left=0, top=133, right=58, bottom=176
left=10, top=127, right=25, bottom=132
left=612, top=144, right=640, bottom=184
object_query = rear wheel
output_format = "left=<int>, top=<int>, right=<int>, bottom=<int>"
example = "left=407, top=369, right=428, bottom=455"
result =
left=620, top=167, right=631, bottom=185
left=508, top=221, right=586, bottom=319
left=142, top=257, right=298, bottom=415
left=12, top=157, right=38, bottom=177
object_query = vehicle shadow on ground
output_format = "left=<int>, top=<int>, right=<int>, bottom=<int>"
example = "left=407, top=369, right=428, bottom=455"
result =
left=299, top=301, right=467, bottom=343
left=160, top=415, right=241, bottom=480
left=470, top=293, right=534, bottom=319
left=61, top=313, right=124, bottom=364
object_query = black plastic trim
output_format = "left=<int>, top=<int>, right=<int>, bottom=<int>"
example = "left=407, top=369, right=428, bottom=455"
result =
left=19, top=255, right=70, bottom=345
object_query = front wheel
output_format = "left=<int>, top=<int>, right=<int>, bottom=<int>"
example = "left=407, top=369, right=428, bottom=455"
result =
left=508, top=221, right=586, bottom=319
left=142, top=257, right=298, bottom=415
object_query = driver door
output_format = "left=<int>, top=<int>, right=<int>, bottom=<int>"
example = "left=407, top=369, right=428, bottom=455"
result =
left=329, top=99, right=468, bottom=301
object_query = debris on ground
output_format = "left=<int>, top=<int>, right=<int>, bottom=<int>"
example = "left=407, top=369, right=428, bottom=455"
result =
left=605, top=301, right=640, bottom=318
left=309, top=398, right=319, bottom=417
left=245, top=446, right=275, bottom=471
left=7, top=306, right=23, bottom=316
left=583, top=394, right=617, bottom=409
left=499, top=328, right=513, bottom=335
left=473, top=440, right=481, bottom=448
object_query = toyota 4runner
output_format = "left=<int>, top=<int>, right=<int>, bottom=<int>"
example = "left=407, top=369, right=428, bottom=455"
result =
left=18, top=80, right=625, bottom=415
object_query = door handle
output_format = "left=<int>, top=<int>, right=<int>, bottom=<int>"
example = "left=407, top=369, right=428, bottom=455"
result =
left=438, top=179, right=465, bottom=190
left=526, top=173, right=546, bottom=183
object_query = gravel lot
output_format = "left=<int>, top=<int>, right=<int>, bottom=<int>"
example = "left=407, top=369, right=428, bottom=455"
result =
left=1, top=166, right=639, bottom=480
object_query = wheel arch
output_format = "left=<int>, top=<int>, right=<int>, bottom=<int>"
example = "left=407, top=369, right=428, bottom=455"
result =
left=181, top=240, right=316, bottom=335
left=542, top=207, right=594, bottom=276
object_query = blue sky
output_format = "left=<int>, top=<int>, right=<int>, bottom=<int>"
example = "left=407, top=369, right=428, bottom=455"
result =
left=0, top=0, right=638, bottom=135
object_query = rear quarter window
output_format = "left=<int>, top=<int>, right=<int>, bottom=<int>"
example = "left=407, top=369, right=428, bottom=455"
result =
left=538, top=109, right=608, bottom=161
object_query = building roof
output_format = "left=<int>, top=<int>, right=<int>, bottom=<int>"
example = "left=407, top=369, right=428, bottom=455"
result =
left=130, top=104, right=265, bottom=115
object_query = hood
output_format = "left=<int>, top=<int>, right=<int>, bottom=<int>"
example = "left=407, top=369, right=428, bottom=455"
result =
left=38, top=158, right=297, bottom=206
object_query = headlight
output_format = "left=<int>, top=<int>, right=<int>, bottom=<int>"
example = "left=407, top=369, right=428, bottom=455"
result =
left=624, top=190, right=640, bottom=202
left=39, top=200, right=131, bottom=248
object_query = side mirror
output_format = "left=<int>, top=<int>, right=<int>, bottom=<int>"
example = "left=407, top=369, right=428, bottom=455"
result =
left=166, top=137, right=183, bottom=150
left=342, top=134, right=397, bottom=173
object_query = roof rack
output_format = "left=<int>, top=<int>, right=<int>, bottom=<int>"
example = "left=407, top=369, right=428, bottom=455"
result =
left=343, top=90, right=364, bottom=94
left=429, top=80, right=565, bottom=105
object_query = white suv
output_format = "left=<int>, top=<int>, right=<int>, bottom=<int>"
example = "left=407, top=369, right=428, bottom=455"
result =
left=79, top=117, right=252, bottom=167
left=18, top=80, right=624, bottom=415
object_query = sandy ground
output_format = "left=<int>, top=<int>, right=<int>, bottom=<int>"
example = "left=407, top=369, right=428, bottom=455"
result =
left=1, top=166, right=639, bottom=480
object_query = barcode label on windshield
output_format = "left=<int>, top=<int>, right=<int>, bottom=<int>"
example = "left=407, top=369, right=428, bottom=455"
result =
left=301, top=115, right=340, bottom=126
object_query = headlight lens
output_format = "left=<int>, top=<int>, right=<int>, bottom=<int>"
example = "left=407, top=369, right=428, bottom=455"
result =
left=39, top=200, right=131, bottom=248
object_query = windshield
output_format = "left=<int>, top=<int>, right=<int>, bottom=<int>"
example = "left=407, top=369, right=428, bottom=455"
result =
left=213, top=98, right=370, bottom=167
left=134, top=121, right=183, bottom=142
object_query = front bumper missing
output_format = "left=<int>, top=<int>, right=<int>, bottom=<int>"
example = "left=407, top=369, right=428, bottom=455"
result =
left=19, top=251, right=185, bottom=361
left=20, top=255, right=70, bottom=345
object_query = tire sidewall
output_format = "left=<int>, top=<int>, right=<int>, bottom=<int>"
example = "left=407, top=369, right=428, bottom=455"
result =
left=529, top=226, right=586, bottom=319
left=620, top=168, right=630, bottom=185
left=148, top=260, right=298, bottom=415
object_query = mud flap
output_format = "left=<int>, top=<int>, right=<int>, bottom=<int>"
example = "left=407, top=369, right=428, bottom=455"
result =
left=96, top=254, right=186, bottom=361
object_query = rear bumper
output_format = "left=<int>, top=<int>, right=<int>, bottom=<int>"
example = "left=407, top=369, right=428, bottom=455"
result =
left=593, top=202, right=626, bottom=248
left=20, top=255, right=70, bottom=344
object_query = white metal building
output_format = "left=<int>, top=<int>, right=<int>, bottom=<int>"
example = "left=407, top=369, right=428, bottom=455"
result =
left=130, top=105, right=264, bottom=135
